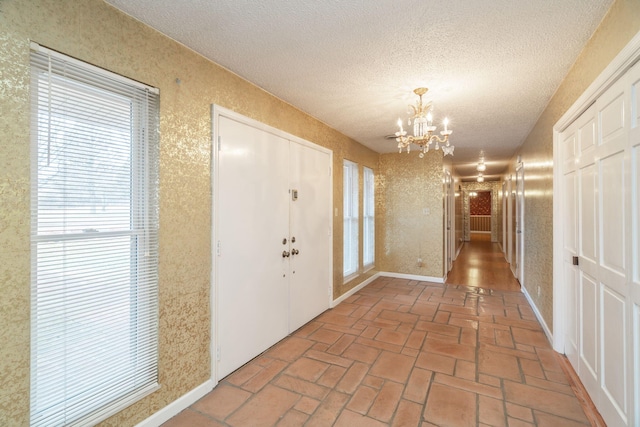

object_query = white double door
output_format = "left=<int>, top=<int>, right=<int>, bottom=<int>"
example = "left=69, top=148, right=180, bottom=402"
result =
left=214, top=112, right=332, bottom=379
left=561, top=61, right=640, bottom=426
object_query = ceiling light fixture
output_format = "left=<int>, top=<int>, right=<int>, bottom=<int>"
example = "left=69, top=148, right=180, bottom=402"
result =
left=477, top=173, right=484, bottom=183
left=394, top=87, right=454, bottom=158
left=477, top=151, right=486, bottom=171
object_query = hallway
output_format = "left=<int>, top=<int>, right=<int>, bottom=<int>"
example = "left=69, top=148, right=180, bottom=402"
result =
left=162, top=239, right=595, bottom=427
left=446, top=234, right=520, bottom=292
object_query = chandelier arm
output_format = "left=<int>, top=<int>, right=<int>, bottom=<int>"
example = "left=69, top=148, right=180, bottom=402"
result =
left=427, top=135, right=449, bottom=145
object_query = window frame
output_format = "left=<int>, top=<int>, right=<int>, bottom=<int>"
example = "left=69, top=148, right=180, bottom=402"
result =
left=363, top=166, right=375, bottom=270
left=29, top=43, right=160, bottom=427
left=343, top=160, right=359, bottom=280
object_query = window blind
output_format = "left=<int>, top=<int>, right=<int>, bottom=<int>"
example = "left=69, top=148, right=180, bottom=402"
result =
left=30, top=44, right=159, bottom=427
left=343, top=160, right=359, bottom=277
left=363, top=167, right=375, bottom=267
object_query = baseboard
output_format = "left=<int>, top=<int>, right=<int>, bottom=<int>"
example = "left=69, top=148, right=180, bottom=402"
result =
left=378, top=271, right=445, bottom=284
left=331, top=273, right=381, bottom=307
left=134, top=379, right=216, bottom=427
left=520, top=285, right=553, bottom=344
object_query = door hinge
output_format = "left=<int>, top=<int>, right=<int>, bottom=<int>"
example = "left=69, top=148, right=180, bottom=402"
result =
left=217, top=240, right=221, bottom=256
left=216, top=345, right=221, bottom=361
left=218, top=136, right=222, bottom=151
left=572, top=256, right=579, bottom=266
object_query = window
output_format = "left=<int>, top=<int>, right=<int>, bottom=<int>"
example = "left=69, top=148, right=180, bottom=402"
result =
left=363, top=167, right=375, bottom=268
left=343, top=160, right=359, bottom=278
left=30, top=44, right=159, bottom=427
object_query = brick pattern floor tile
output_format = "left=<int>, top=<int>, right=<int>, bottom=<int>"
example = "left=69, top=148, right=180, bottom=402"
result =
left=163, top=272, right=594, bottom=427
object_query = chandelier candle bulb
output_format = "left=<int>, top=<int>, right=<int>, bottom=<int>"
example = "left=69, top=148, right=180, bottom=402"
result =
left=443, top=118, right=449, bottom=132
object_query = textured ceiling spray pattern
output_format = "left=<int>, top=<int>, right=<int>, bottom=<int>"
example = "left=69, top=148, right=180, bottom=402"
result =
left=105, top=0, right=614, bottom=180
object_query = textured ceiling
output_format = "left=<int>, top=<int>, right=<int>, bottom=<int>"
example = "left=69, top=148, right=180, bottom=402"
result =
left=105, top=0, right=614, bottom=180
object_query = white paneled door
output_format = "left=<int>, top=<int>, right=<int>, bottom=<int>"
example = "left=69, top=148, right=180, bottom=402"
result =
left=559, top=60, right=640, bottom=426
left=214, top=111, right=332, bottom=380
left=216, top=116, right=291, bottom=379
left=288, top=142, right=332, bottom=332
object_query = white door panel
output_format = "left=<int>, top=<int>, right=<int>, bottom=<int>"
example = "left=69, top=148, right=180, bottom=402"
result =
left=599, top=84, right=625, bottom=146
left=580, top=271, right=599, bottom=393
left=289, top=143, right=331, bottom=332
left=565, top=263, right=579, bottom=367
left=632, top=76, right=640, bottom=126
left=600, top=285, right=628, bottom=421
left=217, top=116, right=290, bottom=378
left=579, top=163, right=598, bottom=278
left=579, top=115, right=596, bottom=154
left=599, top=152, right=626, bottom=275
left=563, top=172, right=577, bottom=258
left=563, top=131, right=577, bottom=171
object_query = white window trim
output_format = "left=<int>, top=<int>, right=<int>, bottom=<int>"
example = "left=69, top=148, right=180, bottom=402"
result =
left=363, top=166, right=375, bottom=269
left=343, top=160, right=359, bottom=280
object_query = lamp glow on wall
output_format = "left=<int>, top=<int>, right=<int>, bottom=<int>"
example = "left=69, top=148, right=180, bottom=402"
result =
left=394, top=87, right=454, bottom=158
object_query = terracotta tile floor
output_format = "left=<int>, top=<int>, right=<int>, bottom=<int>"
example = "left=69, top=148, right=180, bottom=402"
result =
left=163, top=266, right=595, bottom=426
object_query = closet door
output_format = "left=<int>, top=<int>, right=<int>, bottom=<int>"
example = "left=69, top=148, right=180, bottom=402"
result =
left=593, top=77, right=629, bottom=425
left=217, top=116, right=290, bottom=379
left=561, top=67, right=637, bottom=426
left=288, top=142, right=331, bottom=332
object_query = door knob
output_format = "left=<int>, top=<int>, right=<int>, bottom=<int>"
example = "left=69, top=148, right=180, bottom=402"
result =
left=291, top=249, right=299, bottom=255
left=282, top=251, right=290, bottom=258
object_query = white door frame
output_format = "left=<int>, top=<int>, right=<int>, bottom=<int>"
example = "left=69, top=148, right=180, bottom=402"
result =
left=211, top=105, right=333, bottom=384
left=502, top=181, right=507, bottom=256
left=443, top=169, right=454, bottom=275
left=552, top=30, right=640, bottom=352
left=506, top=176, right=513, bottom=264
left=515, top=163, right=524, bottom=284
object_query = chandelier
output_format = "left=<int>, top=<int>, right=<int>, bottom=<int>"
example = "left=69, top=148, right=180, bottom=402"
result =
left=394, top=87, right=454, bottom=158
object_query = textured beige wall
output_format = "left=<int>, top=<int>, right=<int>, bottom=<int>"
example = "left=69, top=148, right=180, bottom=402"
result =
left=377, top=151, right=444, bottom=278
left=0, top=0, right=378, bottom=425
left=506, top=0, right=640, bottom=331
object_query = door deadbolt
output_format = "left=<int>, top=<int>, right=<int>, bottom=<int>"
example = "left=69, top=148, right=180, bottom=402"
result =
left=282, top=251, right=290, bottom=258
left=282, top=238, right=287, bottom=245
